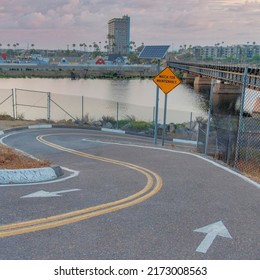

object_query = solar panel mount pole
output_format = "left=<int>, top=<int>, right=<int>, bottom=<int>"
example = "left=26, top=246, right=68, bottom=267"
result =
left=137, top=45, right=170, bottom=145
left=154, top=59, right=160, bottom=144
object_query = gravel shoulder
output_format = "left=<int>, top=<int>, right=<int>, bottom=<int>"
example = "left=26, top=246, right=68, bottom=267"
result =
left=0, top=120, right=52, bottom=169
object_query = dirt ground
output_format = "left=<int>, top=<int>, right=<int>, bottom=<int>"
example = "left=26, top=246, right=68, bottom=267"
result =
left=0, top=119, right=44, bottom=130
left=0, top=120, right=51, bottom=169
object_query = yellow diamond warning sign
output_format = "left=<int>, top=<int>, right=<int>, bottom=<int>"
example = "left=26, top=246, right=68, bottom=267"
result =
left=153, top=67, right=181, bottom=94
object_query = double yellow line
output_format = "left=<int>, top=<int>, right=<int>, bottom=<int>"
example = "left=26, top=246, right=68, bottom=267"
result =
left=0, top=134, right=163, bottom=238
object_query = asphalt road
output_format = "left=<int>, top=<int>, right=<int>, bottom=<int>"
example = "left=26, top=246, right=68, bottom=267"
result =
left=0, top=128, right=259, bottom=260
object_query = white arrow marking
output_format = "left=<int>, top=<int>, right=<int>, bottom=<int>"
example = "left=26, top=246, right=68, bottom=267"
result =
left=21, top=189, right=81, bottom=198
left=194, top=221, right=232, bottom=253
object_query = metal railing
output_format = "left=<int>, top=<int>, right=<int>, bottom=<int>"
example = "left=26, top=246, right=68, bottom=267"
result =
left=168, top=61, right=260, bottom=90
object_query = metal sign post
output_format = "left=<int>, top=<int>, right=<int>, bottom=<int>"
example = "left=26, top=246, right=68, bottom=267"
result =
left=162, top=93, right=168, bottom=146
left=153, top=67, right=181, bottom=146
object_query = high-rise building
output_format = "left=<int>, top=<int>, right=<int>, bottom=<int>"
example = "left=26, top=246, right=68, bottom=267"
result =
left=107, top=15, right=130, bottom=55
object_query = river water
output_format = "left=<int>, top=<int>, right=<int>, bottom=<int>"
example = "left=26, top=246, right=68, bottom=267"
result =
left=0, top=78, right=208, bottom=123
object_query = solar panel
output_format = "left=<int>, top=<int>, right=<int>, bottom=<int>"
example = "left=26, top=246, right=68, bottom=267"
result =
left=138, top=45, right=170, bottom=59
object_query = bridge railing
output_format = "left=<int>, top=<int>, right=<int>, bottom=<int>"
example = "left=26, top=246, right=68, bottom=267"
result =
left=168, top=61, right=260, bottom=90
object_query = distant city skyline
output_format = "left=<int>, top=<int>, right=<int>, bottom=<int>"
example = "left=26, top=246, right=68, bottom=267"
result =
left=0, top=0, right=259, bottom=50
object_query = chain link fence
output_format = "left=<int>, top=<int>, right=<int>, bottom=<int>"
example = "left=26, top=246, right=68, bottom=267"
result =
left=234, top=75, right=260, bottom=181
left=198, top=69, right=260, bottom=182
left=197, top=114, right=239, bottom=164
left=0, top=88, right=202, bottom=140
left=0, top=89, right=14, bottom=117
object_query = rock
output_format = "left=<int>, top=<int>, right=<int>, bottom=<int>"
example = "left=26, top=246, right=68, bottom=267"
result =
left=121, top=123, right=132, bottom=130
left=92, top=121, right=102, bottom=127
left=105, top=122, right=113, bottom=129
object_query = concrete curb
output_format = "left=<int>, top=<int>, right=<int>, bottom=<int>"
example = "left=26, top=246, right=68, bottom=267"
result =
left=101, top=128, right=126, bottom=134
left=0, top=166, right=63, bottom=185
left=1, top=125, right=65, bottom=184
left=173, top=138, right=198, bottom=146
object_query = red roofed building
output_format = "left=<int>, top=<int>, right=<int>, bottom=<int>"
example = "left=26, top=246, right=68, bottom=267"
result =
left=1, top=53, right=7, bottom=60
left=96, top=57, right=105, bottom=64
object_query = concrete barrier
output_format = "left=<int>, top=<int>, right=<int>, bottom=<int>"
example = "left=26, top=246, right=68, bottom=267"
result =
left=0, top=166, right=63, bottom=185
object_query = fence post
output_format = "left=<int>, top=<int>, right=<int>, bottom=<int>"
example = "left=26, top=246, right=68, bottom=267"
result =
left=47, top=92, right=51, bottom=123
left=245, top=132, right=251, bottom=163
left=116, top=102, right=119, bottom=129
left=12, top=88, right=17, bottom=119
left=153, top=106, right=155, bottom=126
left=189, top=112, right=193, bottom=140
left=189, top=112, right=193, bottom=131
left=205, top=79, right=215, bottom=155
left=235, top=67, right=248, bottom=166
left=226, top=114, right=232, bottom=165
left=82, top=96, right=84, bottom=123
left=197, top=122, right=201, bottom=148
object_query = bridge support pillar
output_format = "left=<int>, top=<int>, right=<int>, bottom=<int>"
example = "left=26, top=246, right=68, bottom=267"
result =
left=182, top=72, right=197, bottom=85
left=213, top=82, right=241, bottom=94
left=194, top=76, right=212, bottom=86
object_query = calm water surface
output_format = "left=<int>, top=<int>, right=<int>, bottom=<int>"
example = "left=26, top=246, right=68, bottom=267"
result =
left=0, top=78, right=208, bottom=122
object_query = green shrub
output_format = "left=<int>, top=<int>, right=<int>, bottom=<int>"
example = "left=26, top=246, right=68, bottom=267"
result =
left=130, top=121, right=154, bottom=131
left=102, top=115, right=116, bottom=124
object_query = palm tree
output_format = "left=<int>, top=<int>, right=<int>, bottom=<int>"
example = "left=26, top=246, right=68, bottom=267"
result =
left=104, top=40, right=108, bottom=53
left=79, top=43, right=83, bottom=51
left=93, top=42, right=99, bottom=52
left=129, top=41, right=135, bottom=52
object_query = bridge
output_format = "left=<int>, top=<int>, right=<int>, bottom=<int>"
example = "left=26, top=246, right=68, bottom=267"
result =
left=167, top=61, right=260, bottom=90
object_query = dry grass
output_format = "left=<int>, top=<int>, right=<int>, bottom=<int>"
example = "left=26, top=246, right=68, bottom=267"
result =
left=0, top=144, right=51, bottom=169
left=236, top=160, right=260, bottom=183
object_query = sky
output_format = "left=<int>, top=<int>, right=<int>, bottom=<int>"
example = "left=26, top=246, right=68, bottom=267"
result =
left=0, top=0, right=259, bottom=50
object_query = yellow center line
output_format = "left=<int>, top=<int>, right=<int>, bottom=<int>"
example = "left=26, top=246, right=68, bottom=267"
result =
left=0, top=133, right=163, bottom=238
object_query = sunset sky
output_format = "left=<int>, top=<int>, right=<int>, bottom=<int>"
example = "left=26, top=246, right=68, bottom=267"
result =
left=0, top=0, right=259, bottom=50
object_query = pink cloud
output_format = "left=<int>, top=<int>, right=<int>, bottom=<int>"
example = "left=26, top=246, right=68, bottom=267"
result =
left=0, top=0, right=259, bottom=49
